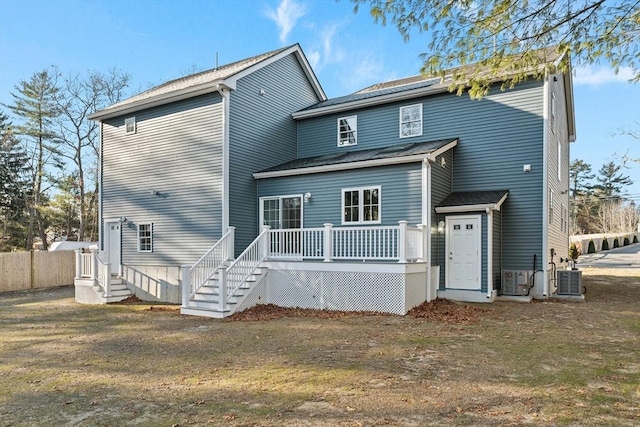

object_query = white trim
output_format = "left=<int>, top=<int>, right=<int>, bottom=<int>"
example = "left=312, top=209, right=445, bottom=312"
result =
left=423, top=159, right=433, bottom=302
left=259, top=194, right=304, bottom=229
left=487, top=209, right=493, bottom=299
left=445, top=214, right=482, bottom=290
left=98, top=122, right=103, bottom=252
left=435, top=192, right=508, bottom=214
left=137, top=222, right=153, bottom=253
left=542, top=77, right=550, bottom=297
left=253, top=139, right=458, bottom=179
left=337, top=115, right=357, bottom=147
left=341, top=186, right=382, bottom=225
left=220, top=87, right=230, bottom=232
left=265, top=260, right=425, bottom=274
left=399, top=104, right=423, bottom=138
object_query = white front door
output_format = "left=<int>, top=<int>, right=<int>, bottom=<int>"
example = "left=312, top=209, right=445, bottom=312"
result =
left=106, top=221, right=121, bottom=275
left=446, top=215, right=481, bottom=290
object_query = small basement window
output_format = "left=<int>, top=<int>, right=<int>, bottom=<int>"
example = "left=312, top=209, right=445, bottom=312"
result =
left=137, top=223, right=153, bottom=252
left=125, top=117, right=136, bottom=134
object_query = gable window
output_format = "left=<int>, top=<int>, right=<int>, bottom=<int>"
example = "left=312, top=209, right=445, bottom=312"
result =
left=338, top=116, right=357, bottom=147
left=400, top=104, right=422, bottom=138
left=125, top=117, right=136, bottom=134
left=557, top=141, right=562, bottom=181
left=548, top=189, right=554, bottom=225
left=137, top=223, right=153, bottom=252
left=342, top=186, right=381, bottom=224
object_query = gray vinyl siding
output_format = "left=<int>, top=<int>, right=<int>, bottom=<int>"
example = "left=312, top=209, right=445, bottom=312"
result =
left=101, top=93, right=223, bottom=267
left=229, top=53, right=321, bottom=253
left=493, top=210, right=502, bottom=289
left=298, top=80, right=546, bottom=271
left=431, top=150, right=453, bottom=269
left=257, top=163, right=423, bottom=228
left=546, top=74, right=571, bottom=261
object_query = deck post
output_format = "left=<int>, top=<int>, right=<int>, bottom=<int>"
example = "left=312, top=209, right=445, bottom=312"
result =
left=227, top=226, right=236, bottom=261
left=90, top=249, right=98, bottom=280
left=260, top=225, right=270, bottom=259
left=181, top=266, right=191, bottom=308
left=219, top=268, right=227, bottom=311
left=417, top=224, right=426, bottom=262
left=398, top=220, right=408, bottom=263
left=323, top=223, right=333, bottom=262
left=103, top=264, right=112, bottom=297
left=74, top=249, right=82, bottom=279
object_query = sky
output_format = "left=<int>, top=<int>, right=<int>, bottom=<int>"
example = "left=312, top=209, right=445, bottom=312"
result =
left=1, top=0, right=639, bottom=200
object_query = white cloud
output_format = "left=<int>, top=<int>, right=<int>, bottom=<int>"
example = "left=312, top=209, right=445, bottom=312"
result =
left=265, top=0, right=306, bottom=44
left=307, top=50, right=320, bottom=69
left=307, top=23, right=345, bottom=71
left=573, top=66, right=635, bottom=85
left=339, top=55, right=386, bottom=92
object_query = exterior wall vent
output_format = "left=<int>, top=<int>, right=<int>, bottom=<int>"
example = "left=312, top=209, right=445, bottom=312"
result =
left=500, top=270, right=531, bottom=296
left=557, top=270, right=583, bottom=296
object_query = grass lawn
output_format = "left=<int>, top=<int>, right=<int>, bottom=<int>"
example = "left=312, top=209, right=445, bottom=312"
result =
left=0, top=269, right=638, bottom=426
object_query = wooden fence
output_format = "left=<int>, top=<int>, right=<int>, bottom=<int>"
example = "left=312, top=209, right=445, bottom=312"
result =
left=0, top=251, right=75, bottom=293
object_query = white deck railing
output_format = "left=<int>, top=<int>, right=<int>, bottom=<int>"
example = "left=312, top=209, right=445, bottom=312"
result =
left=75, top=249, right=112, bottom=296
left=218, top=226, right=271, bottom=311
left=187, top=227, right=235, bottom=299
left=268, top=221, right=424, bottom=263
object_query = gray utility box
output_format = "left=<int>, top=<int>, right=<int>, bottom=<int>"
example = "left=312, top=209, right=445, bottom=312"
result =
left=501, top=270, right=531, bottom=296
left=557, top=270, right=583, bottom=296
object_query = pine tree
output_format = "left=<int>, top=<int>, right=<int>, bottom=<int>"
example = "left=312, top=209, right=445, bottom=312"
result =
left=595, top=161, right=633, bottom=202
left=0, top=112, right=32, bottom=251
left=6, top=69, right=60, bottom=249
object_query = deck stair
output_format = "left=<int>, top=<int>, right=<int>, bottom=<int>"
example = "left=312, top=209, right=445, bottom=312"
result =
left=100, top=277, right=134, bottom=303
left=180, top=264, right=267, bottom=318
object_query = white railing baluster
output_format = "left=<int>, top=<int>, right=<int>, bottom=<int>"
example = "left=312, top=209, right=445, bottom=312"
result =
left=187, top=227, right=235, bottom=299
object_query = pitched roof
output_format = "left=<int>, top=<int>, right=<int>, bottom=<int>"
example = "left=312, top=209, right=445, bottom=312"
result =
left=293, top=47, right=569, bottom=120
left=435, top=190, right=509, bottom=213
left=89, top=44, right=326, bottom=120
left=253, top=138, right=457, bottom=179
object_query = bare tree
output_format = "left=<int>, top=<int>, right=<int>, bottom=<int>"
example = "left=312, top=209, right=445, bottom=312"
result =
left=54, top=69, right=130, bottom=241
left=597, top=200, right=640, bottom=233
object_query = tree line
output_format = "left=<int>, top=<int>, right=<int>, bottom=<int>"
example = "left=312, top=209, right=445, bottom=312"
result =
left=1, top=68, right=130, bottom=251
left=570, top=159, right=638, bottom=235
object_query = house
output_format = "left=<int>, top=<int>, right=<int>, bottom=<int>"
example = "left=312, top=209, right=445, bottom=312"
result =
left=74, top=44, right=576, bottom=317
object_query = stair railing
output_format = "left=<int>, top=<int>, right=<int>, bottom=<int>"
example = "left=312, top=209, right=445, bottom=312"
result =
left=218, top=225, right=270, bottom=311
left=183, top=227, right=235, bottom=304
left=93, top=251, right=112, bottom=297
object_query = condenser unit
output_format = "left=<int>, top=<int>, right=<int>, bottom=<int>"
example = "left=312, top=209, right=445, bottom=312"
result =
left=557, top=270, right=583, bottom=296
left=500, top=270, right=531, bottom=296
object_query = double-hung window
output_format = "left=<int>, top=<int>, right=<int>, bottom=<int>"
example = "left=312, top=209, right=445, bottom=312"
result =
left=125, top=117, right=136, bottom=134
left=399, top=104, right=422, bottom=138
left=338, top=116, right=357, bottom=147
left=137, top=223, right=153, bottom=252
left=342, top=186, right=381, bottom=224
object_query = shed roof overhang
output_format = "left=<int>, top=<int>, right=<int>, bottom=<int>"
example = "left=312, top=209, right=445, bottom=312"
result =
left=253, top=138, right=458, bottom=179
left=435, top=190, right=509, bottom=214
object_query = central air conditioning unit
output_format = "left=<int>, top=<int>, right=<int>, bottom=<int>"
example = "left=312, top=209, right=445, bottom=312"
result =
left=556, top=270, right=583, bottom=296
left=500, top=270, right=531, bottom=296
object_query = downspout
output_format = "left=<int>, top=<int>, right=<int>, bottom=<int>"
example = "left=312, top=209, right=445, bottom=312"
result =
left=542, top=77, right=550, bottom=297
left=216, top=84, right=231, bottom=232
left=486, top=208, right=493, bottom=299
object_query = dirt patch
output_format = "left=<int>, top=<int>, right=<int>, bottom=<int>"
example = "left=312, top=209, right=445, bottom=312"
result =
left=226, top=303, right=391, bottom=321
left=407, top=298, right=490, bottom=324
left=113, top=294, right=143, bottom=304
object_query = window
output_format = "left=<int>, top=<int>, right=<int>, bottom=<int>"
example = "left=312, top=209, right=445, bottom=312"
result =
left=338, top=116, right=357, bottom=147
left=557, top=141, right=562, bottom=181
left=342, top=186, right=381, bottom=224
left=550, top=93, right=556, bottom=134
left=548, top=189, right=554, bottom=225
left=399, top=104, right=422, bottom=138
left=137, top=223, right=153, bottom=252
left=125, top=117, right=136, bottom=134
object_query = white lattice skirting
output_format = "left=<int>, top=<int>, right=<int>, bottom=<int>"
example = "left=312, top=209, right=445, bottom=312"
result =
left=250, top=261, right=427, bottom=315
